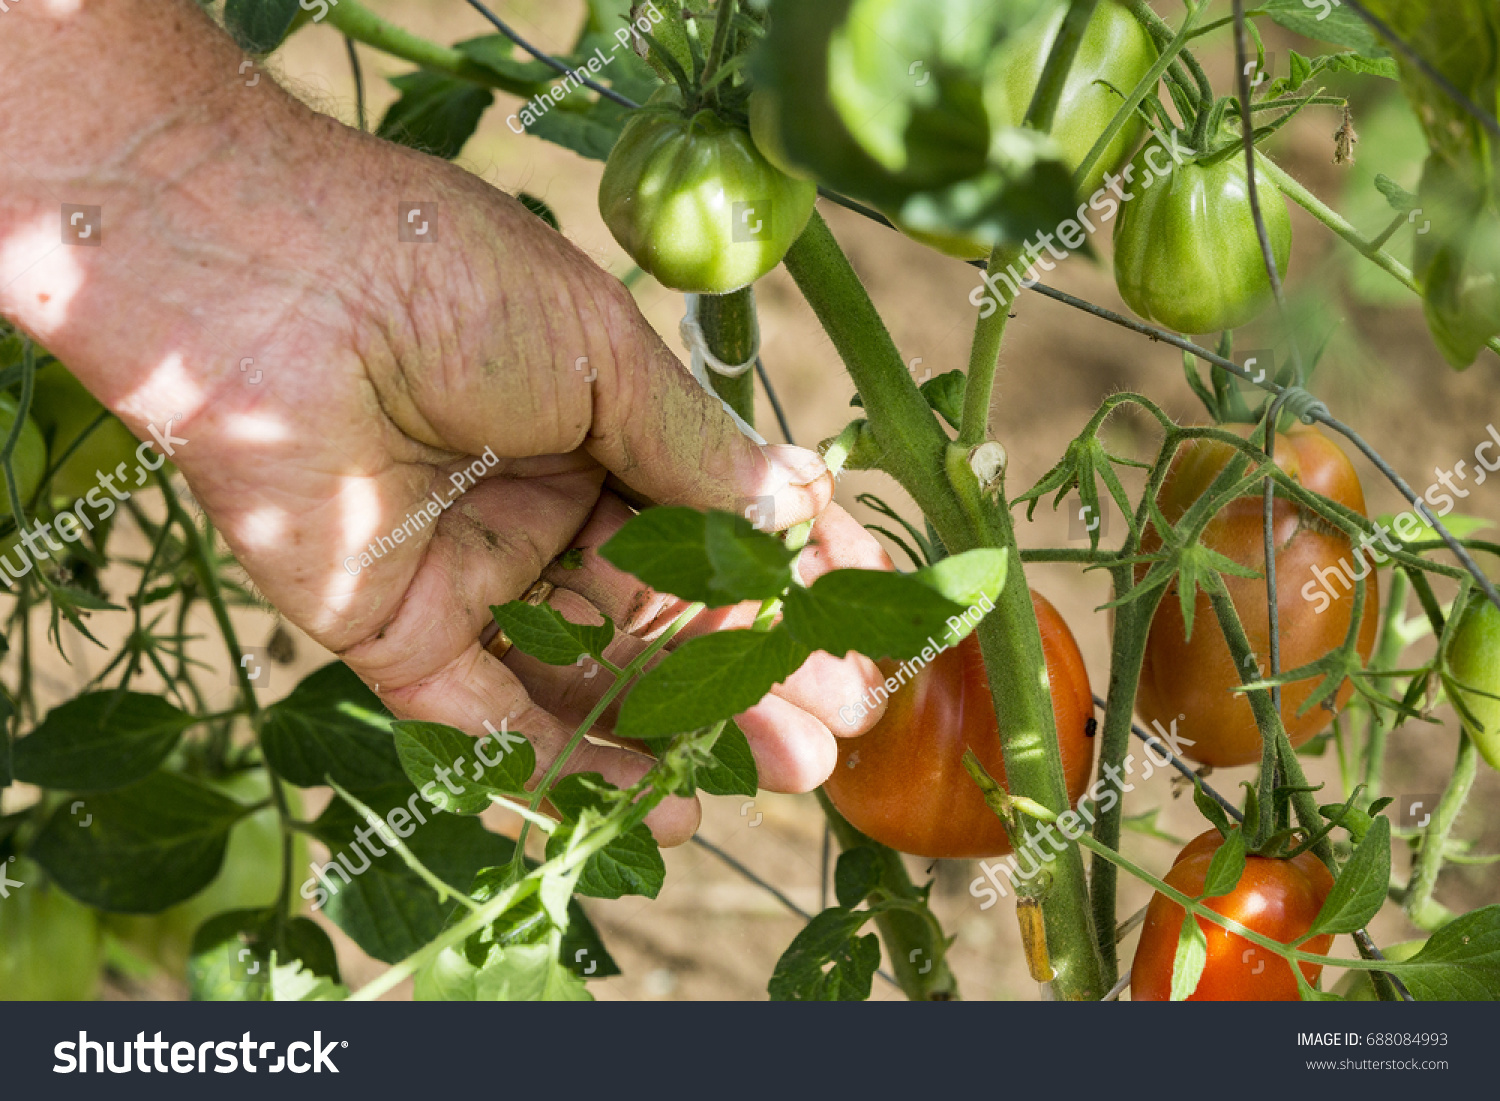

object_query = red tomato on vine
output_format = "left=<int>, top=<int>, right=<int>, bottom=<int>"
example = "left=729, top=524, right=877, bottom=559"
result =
left=1136, top=423, right=1379, bottom=768
left=1131, top=828, right=1334, bottom=1001
left=823, top=591, right=1094, bottom=859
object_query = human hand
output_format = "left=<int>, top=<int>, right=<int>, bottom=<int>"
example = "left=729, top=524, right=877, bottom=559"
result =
left=0, top=0, right=889, bottom=845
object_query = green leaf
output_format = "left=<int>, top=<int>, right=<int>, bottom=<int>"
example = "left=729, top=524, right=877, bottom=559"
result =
left=1200, top=828, right=1247, bottom=899
left=29, top=771, right=244, bottom=913
left=377, top=72, right=495, bottom=160
left=600, top=507, right=794, bottom=607
left=452, top=36, right=559, bottom=85
left=769, top=907, right=880, bottom=1001
left=615, top=627, right=810, bottom=739
left=1393, top=905, right=1500, bottom=1000
left=453, top=867, right=619, bottom=979
left=224, top=0, right=303, bottom=54
left=393, top=720, right=535, bottom=815
left=12, top=691, right=195, bottom=792
left=920, top=370, right=966, bottom=430
left=834, top=847, right=884, bottom=909
left=1255, top=0, right=1389, bottom=54
left=1307, top=815, right=1390, bottom=937
left=644, top=719, right=759, bottom=797
left=312, top=787, right=518, bottom=963
left=781, top=549, right=1005, bottom=660
left=490, top=601, right=614, bottom=666
left=547, top=818, right=665, bottom=900
left=754, top=0, right=1079, bottom=249
left=1191, top=780, right=1233, bottom=838
left=420, top=942, right=592, bottom=1002
left=705, top=511, right=797, bottom=603
left=518, top=192, right=561, bottom=231
left=270, top=958, right=350, bottom=1002
left=260, top=662, right=405, bottom=790
left=187, top=910, right=340, bottom=1002
left=1169, top=912, right=1207, bottom=1001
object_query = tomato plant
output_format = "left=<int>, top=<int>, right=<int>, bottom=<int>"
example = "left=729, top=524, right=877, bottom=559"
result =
left=4, top=0, right=1500, bottom=1014
left=824, top=592, right=1093, bottom=859
left=1131, top=828, right=1334, bottom=1001
left=1136, top=422, right=1379, bottom=768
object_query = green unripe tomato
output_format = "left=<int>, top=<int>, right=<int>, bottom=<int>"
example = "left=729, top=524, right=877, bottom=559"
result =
left=1449, top=593, right=1500, bottom=771
left=0, top=858, right=104, bottom=1000
left=107, top=770, right=302, bottom=976
left=1331, top=940, right=1424, bottom=1000
left=1113, top=147, right=1292, bottom=334
left=0, top=394, right=47, bottom=518
left=984, top=0, right=1158, bottom=200
left=29, top=364, right=140, bottom=503
left=747, top=89, right=814, bottom=182
left=599, top=91, right=817, bottom=294
left=885, top=0, right=1156, bottom=260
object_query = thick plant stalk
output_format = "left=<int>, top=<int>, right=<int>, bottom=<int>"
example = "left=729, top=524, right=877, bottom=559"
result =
left=784, top=213, right=1108, bottom=1000
left=816, top=792, right=959, bottom=1000
left=697, top=289, right=757, bottom=425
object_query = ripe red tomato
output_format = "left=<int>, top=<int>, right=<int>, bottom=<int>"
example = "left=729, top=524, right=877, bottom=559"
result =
left=1136, top=423, right=1379, bottom=767
left=823, top=591, right=1094, bottom=859
left=1131, top=828, right=1334, bottom=1000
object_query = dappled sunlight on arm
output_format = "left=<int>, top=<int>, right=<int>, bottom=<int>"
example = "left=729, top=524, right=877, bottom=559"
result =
left=0, top=215, right=83, bottom=336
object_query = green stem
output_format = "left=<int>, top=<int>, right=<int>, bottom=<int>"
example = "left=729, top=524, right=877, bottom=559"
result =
left=1023, top=0, right=1099, bottom=131
left=326, top=1, right=544, bottom=98
left=510, top=601, right=704, bottom=868
left=331, top=779, right=481, bottom=912
left=697, top=289, right=757, bottom=426
left=959, top=247, right=1024, bottom=448
left=1073, top=1, right=1206, bottom=191
left=1403, top=731, right=1478, bottom=923
left=1362, top=568, right=1411, bottom=799
left=784, top=213, right=1106, bottom=999
left=815, top=791, right=959, bottom=1000
left=1268, top=155, right=1500, bottom=362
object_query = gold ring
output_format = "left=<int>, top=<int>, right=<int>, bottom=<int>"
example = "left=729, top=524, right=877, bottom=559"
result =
left=482, top=579, right=556, bottom=660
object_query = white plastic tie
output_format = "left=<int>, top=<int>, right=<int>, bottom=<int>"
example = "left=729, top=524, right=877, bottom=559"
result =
left=680, top=292, right=765, bottom=445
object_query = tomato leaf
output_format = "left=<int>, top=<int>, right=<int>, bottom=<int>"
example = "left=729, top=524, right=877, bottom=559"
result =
left=1307, top=815, right=1390, bottom=937
left=1169, top=911, right=1207, bottom=1002
left=1191, top=778, right=1234, bottom=838
left=187, top=910, right=341, bottom=1003
left=615, top=627, right=810, bottom=739
left=29, top=771, right=245, bottom=913
left=491, top=600, right=615, bottom=666
left=643, top=719, right=759, bottom=798
left=224, top=0, right=303, bottom=54
left=1254, top=0, right=1390, bottom=55
left=834, top=847, right=885, bottom=909
left=781, top=550, right=1006, bottom=661
left=1200, top=828, right=1247, bottom=899
left=12, top=691, right=195, bottom=792
left=260, top=662, right=405, bottom=791
left=601, top=507, right=796, bottom=607
left=768, top=907, right=881, bottom=1001
left=393, top=720, right=535, bottom=815
left=312, top=789, right=520, bottom=964
left=547, top=818, right=666, bottom=900
left=1388, top=905, right=1500, bottom=1000
left=377, top=72, right=495, bottom=161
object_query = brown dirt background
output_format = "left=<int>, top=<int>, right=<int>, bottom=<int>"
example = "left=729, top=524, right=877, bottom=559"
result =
left=12, top=1, right=1500, bottom=1001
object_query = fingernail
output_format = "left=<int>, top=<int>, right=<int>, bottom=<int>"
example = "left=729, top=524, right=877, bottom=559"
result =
left=765, top=445, right=828, bottom=488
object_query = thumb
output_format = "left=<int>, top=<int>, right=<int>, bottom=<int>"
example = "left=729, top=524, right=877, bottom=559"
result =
left=586, top=286, right=832, bottom=530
